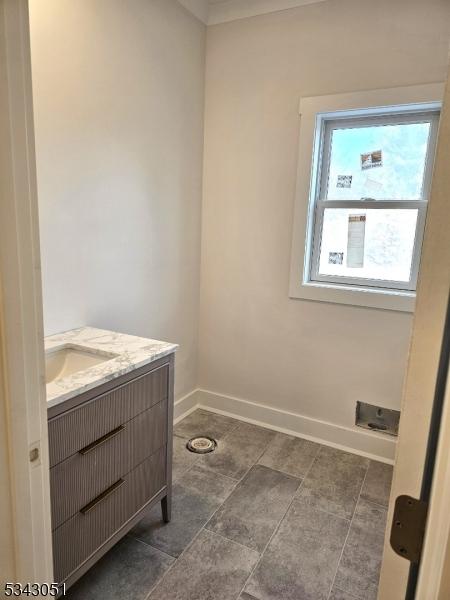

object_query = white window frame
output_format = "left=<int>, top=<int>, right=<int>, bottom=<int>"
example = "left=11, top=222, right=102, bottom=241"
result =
left=289, top=84, right=445, bottom=312
left=311, top=111, right=439, bottom=291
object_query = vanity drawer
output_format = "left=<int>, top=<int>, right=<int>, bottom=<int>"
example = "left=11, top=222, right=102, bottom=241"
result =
left=48, top=364, right=168, bottom=467
left=53, top=446, right=166, bottom=584
left=50, top=399, right=167, bottom=529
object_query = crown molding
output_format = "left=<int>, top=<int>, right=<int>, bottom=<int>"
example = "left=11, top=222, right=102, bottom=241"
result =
left=177, top=0, right=209, bottom=24
left=178, top=0, right=330, bottom=26
left=208, top=0, right=329, bottom=25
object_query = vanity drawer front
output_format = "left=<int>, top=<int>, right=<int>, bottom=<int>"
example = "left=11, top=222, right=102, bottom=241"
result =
left=53, top=446, right=166, bottom=584
left=50, top=399, right=167, bottom=529
left=48, top=364, right=168, bottom=466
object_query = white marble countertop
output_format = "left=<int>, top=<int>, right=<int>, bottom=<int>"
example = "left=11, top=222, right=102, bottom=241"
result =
left=45, top=327, right=178, bottom=408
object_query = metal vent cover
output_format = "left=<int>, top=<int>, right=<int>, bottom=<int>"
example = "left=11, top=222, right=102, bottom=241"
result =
left=186, top=436, right=217, bottom=454
left=356, top=401, right=400, bottom=436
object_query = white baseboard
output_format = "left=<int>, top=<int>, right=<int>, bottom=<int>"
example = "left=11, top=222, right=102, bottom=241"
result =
left=174, top=389, right=199, bottom=423
left=179, top=388, right=395, bottom=464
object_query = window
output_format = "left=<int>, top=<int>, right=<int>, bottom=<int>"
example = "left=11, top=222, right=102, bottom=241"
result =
left=289, top=85, right=444, bottom=312
left=310, top=111, right=438, bottom=291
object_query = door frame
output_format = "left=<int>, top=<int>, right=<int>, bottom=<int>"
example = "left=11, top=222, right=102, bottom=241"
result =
left=378, top=71, right=450, bottom=598
left=415, top=350, right=450, bottom=599
left=0, top=0, right=53, bottom=583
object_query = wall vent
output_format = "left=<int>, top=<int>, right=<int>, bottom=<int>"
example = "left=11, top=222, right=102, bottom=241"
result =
left=356, top=401, right=400, bottom=436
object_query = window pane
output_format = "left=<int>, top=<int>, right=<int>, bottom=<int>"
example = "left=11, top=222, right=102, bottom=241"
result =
left=325, top=121, right=431, bottom=200
left=317, top=208, right=418, bottom=283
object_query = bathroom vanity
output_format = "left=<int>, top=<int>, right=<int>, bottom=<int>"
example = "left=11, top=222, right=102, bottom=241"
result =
left=45, top=328, right=177, bottom=589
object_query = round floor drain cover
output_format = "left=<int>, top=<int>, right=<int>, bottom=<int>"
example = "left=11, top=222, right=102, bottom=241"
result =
left=186, top=436, right=217, bottom=454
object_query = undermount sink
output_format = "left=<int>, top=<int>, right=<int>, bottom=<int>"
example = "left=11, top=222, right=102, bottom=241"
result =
left=45, top=346, right=118, bottom=383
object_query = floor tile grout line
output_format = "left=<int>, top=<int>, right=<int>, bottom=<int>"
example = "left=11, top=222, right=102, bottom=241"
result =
left=202, top=465, right=305, bottom=541
left=219, top=418, right=245, bottom=442
left=181, top=468, right=239, bottom=536
left=202, top=528, right=261, bottom=556
left=174, top=459, right=200, bottom=482
left=297, top=442, right=322, bottom=483
left=173, top=412, right=243, bottom=482
left=194, top=463, right=240, bottom=483
left=251, top=429, right=279, bottom=469
left=296, top=444, right=373, bottom=521
left=200, top=464, right=274, bottom=533
left=332, top=585, right=364, bottom=600
left=148, top=412, right=374, bottom=600
left=195, top=432, right=277, bottom=483
left=201, top=438, right=314, bottom=538
left=292, top=442, right=322, bottom=499
left=127, top=534, right=178, bottom=561
left=143, top=457, right=244, bottom=600
left=257, top=457, right=320, bottom=481
left=253, top=463, right=304, bottom=482
left=234, top=443, right=323, bottom=599
left=95, top=417, right=237, bottom=598
left=256, top=437, right=322, bottom=484
left=177, top=410, right=273, bottom=483
left=169, top=415, right=318, bottom=599
left=231, top=423, right=277, bottom=471
left=174, top=409, right=241, bottom=441
left=234, top=490, right=300, bottom=600
left=360, top=497, right=390, bottom=511
left=203, top=468, right=352, bottom=552
left=289, top=438, right=324, bottom=500
left=327, top=463, right=370, bottom=597
left=195, top=462, right=251, bottom=484
left=295, top=500, right=352, bottom=523
left=326, top=462, right=370, bottom=600
left=135, top=470, right=241, bottom=575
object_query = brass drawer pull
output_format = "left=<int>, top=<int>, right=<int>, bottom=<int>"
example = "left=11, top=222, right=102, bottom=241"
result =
left=80, top=479, right=125, bottom=515
left=79, top=424, right=125, bottom=455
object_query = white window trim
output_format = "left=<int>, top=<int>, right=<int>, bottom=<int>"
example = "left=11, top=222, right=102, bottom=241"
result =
left=289, top=83, right=445, bottom=312
left=310, top=111, right=439, bottom=292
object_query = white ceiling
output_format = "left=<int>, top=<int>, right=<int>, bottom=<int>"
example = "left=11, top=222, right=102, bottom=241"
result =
left=179, top=0, right=329, bottom=25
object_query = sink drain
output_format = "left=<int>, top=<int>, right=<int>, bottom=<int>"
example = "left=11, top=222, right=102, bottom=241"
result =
left=186, top=436, right=217, bottom=454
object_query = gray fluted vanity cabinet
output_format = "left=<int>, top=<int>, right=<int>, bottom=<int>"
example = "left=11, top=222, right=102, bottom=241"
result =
left=47, top=353, right=174, bottom=589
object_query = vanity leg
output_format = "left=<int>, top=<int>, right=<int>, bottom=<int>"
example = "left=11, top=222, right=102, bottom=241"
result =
left=161, top=495, right=171, bottom=523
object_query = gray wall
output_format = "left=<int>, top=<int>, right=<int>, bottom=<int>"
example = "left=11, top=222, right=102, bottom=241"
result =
left=30, top=0, right=206, bottom=399
left=199, top=0, right=450, bottom=428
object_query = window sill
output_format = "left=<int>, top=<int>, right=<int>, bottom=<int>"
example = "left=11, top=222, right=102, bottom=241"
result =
left=290, top=281, right=415, bottom=312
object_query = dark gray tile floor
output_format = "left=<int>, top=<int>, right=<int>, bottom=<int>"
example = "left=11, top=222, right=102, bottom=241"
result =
left=206, top=464, right=300, bottom=552
left=66, top=409, right=393, bottom=600
left=131, top=465, right=236, bottom=557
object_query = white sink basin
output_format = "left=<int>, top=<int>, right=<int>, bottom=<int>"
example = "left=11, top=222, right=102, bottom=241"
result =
left=45, top=346, right=118, bottom=383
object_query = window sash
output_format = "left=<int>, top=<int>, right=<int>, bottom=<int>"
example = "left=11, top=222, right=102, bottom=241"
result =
left=309, top=200, right=427, bottom=291
left=319, top=111, right=440, bottom=203
left=307, top=109, right=440, bottom=292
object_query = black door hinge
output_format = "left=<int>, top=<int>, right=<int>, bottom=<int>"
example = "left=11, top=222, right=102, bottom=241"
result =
left=390, top=495, right=428, bottom=564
